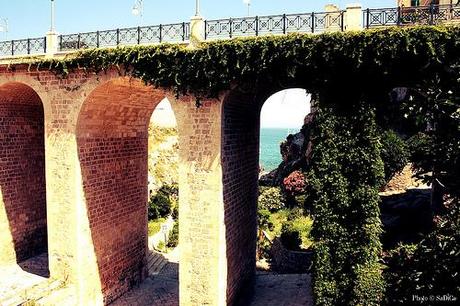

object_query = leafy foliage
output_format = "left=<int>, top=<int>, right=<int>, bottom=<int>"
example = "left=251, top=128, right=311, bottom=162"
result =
left=308, top=105, right=385, bottom=306
left=380, top=130, right=410, bottom=182
left=258, top=186, right=285, bottom=212
left=35, top=27, right=460, bottom=103
left=148, top=183, right=178, bottom=220
left=280, top=221, right=303, bottom=251
left=383, top=204, right=460, bottom=305
left=283, top=170, right=307, bottom=196
left=167, top=222, right=179, bottom=248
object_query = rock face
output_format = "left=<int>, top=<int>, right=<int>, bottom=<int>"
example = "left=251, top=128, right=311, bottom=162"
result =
left=259, top=113, right=314, bottom=187
left=380, top=188, right=433, bottom=248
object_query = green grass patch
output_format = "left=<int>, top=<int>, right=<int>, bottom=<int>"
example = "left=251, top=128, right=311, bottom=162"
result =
left=148, top=218, right=166, bottom=236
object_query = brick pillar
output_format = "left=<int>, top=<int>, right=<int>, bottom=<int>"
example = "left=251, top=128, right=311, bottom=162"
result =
left=171, top=95, right=228, bottom=306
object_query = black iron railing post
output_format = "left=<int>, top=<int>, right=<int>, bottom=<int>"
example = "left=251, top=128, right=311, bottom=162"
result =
left=44, top=37, right=47, bottom=53
left=229, top=18, right=233, bottom=38
left=341, top=11, right=345, bottom=31
left=283, top=14, right=287, bottom=34
left=27, top=39, right=31, bottom=54
left=430, top=4, right=434, bottom=25
left=116, top=29, right=120, bottom=46
left=366, top=8, right=370, bottom=28
left=311, top=12, right=315, bottom=33
left=397, top=6, right=402, bottom=25
left=255, top=16, right=259, bottom=36
left=59, top=35, right=62, bottom=51
left=96, top=31, right=100, bottom=48
left=204, top=20, right=208, bottom=40
left=77, top=34, right=81, bottom=49
left=11, top=40, right=14, bottom=56
left=159, top=24, right=163, bottom=42
left=137, top=27, right=141, bottom=44
left=181, top=22, right=185, bottom=41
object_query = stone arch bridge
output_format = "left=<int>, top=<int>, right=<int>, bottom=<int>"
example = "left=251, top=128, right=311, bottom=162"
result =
left=0, top=64, right=289, bottom=305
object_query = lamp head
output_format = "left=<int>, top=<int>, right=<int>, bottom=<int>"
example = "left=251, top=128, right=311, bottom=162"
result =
left=243, top=0, right=251, bottom=4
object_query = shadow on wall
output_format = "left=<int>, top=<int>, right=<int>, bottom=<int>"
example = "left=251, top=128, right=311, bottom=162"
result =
left=75, top=77, right=175, bottom=304
left=0, top=82, right=48, bottom=274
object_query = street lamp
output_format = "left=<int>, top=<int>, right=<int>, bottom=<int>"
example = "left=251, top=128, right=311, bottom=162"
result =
left=195, top=0, right=200, bottom=16
left=50, top=0, right=56, bottom=32
left=0, top=18, right=8, bottom=39
left=132, top=0, right=144, bottom=20
left=243, top=0, right=251, bottom=16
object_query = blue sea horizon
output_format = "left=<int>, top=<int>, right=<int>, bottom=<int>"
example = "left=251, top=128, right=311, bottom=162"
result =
left=259, top=127, right=299, bottom=172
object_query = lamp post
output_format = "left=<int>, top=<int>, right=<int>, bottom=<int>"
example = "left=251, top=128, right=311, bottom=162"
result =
left=0, top=18, right=8, bottom=40
left=50, top=0, right=55, bottom=32
left=132, top=0, right=144, bottom=23
left=195, top=0, right=200, bottom=16
left=243, top=0, right=251, bottom=16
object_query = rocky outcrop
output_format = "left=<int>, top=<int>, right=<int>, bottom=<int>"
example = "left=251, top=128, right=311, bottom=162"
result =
left=260, top=113, right=315, bottom=187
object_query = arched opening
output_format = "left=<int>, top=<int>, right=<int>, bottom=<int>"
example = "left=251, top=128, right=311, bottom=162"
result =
left=222, top=87, right=312, bottom=305
left=0, top=82, right=49, bottom=292
left=76, top=78, right=179, bottom=304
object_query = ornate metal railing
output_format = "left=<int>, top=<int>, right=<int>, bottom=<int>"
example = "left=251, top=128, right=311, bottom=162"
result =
left=204, top=11, right=344, bottom=39
left=0, top=37, right=46, bottom=57
left=59, top=22, right=190, bottom=51
left=1, top=5, right=460, bottom=57
left=364, top=4, right=460, bottom=28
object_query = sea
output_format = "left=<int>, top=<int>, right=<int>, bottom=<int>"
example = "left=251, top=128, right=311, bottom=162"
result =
left=260, top=128, right=298, bottom=171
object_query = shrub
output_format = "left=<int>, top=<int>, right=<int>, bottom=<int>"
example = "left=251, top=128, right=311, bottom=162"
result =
left=280, top=221, right=302, bottom=251
left=283, top=171, right=307, bottom=196
left=148, top=183, right=178, bottom=220
left=258, top=186, right=285, bottom=212
left=383, top=206, right=460, bottom=305
left=167, top=222, right=179, bottom=248
left=380, top=130, right=410, bottom=182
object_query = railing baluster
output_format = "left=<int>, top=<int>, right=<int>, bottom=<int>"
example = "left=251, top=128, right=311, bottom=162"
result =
left=204, top=20, right=208, bottom=40
left=229, top=18, right=233, bottom=38
left=159, top=24, right=163, bottom=43
left=283, top=14, right=287, bottom=34
left=44, top=37, right=47, bottom=53
left=366, top=8, right=370, bottom=29
left=77, top=34, right=81, bottom=49
left=311, top=12, right=315, bottom=33
left=117, top=29, right=120, bottom=46
left=182, top=22, right=186, bottom=41
left=137, top=27, right=141, bottom=44
left=397, top=6, right=401, bottom=26
left=27, top=39, right=31, bottom=54
left=96, top=31, right=100, bottom=48
left=11, top=40, right=14, bottom=56
left=255, top=16, right=259, bottom=36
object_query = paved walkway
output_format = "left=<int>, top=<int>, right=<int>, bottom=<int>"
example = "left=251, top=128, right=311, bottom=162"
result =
left=0, top=253, right=50, bottom=305
left=113, top=253, right=312, bottom=306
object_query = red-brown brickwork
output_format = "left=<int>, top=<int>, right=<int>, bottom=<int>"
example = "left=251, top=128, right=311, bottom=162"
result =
left=0, top=82, right=47, bottom=262
left=222, top=89, right=260, bottom=305
left=76, top=78, right=167, bottom=304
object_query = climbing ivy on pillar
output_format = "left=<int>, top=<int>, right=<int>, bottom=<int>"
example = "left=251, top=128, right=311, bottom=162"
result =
left=308, top=103, right=385, bottom=306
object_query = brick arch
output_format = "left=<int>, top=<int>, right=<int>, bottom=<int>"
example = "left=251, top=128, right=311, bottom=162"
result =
left=221, top=86, right=311, bottom=304
left=76, top=77, right=172, bottom=304
left=0, top=82, right=47, bottom=265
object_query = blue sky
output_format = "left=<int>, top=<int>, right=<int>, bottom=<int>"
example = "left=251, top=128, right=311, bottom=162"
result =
left=1, top=0, right=396, bottom=40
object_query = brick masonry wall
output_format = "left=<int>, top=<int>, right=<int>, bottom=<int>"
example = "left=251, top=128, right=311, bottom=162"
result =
left=77, top=79, right=165, bottom=304
left=222, top=89, right=260, bottom=304
left=0, top=82, right=47, bottom=263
